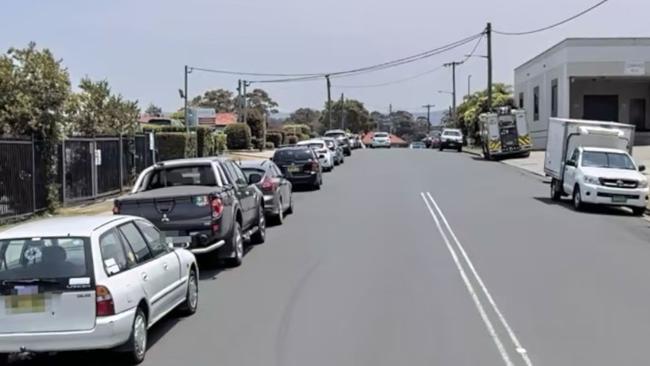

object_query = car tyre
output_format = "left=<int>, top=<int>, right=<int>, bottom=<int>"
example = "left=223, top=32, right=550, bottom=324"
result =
left=0, top=354, right=8, bottom=365
left=124, top=307, right=148, bottom=365
left=250, top=206, right=266, bottom=245
left=224, top=222, right=243, bottom=267
left=286, top=195, right=294, bottom=215
left=274, top=199, right=284, bottom=225
left=550, top=179, right=563, bottom=201
left=178, top=268, right=198, bottom=316
left=457, top=146, right=462, bottom=152
left=573, top=185, right=584, bottom=211
left=631, top=207, right=646, bottom=216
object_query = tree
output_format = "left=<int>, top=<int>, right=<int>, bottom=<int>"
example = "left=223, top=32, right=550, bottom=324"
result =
left=0, top=42, right=71, bottom=211
left=67, top=77, right=139, bottom=135
left=289, top=108, right=321, bottom=127
left=319, top=99, right=372, bottom=134
left=456, top=83, right=514, bottom=141
left=190, top=89, right=234, bottom=112
left=145, top=103, right=162, bottom=116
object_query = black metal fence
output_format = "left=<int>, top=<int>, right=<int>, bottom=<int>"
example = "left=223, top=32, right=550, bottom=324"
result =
left=0, top=133, right=156, bottom=222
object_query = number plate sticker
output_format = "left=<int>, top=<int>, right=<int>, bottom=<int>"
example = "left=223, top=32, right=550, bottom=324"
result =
left=287, top=165, right=299, bottom=172
left=4, top=286, right=47, bottom=314
left=612, top=196, right=627, bottom=203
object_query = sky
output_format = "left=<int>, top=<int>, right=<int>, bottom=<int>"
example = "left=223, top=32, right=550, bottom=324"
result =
left=1, top=0, right=647, bottom=116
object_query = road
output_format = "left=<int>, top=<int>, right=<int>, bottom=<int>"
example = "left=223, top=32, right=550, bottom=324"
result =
left=13, top=148, right=650, bottom=366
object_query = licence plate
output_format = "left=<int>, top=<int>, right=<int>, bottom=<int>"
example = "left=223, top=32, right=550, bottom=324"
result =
left=166, top=236, right=192, bottom=245
left=612, top=196, right=627, bottom=203
left=4, top=293, right=46, bottom=314
left=287, top=165, right=299, bottom=173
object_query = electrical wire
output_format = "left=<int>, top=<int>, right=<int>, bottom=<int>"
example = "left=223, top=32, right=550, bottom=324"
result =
left=493, top=0, right=609, bottom=36
left=188, top=67, right=321, bottom=77
left=250, top=32, right=484, bottom=84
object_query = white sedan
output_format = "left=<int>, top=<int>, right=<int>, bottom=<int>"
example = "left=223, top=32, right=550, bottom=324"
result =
left=297, top=139, right=335, bottom=171
left=0, top=215, right=199, bottom=364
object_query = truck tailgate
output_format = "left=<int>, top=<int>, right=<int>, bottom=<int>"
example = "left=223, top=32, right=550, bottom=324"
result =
left=116, top=186, right=219, bottom=230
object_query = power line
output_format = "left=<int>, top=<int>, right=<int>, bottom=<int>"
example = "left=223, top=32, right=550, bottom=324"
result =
left=493, top=0, right=609, bottom=36
left=188, top=66, right=320, bottom=77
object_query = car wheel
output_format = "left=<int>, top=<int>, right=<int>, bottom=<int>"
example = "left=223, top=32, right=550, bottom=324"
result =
left=250, top=206, right=266, bottom=245
left=225, top=222, right=243, bottom=267
left=631, top=207, right=646, bottom=216
left=573, top=186, right=584, bottom=211
left=124, top=307, right=148, bottom=364
left=457, top=146, right=462, bottom=152
left=178, top=268, right=198, bottom=316
left=274, top=199, right=284, bottom=225
left=286, top=195, right=294, bottom=215
left=0, top=354, right=8, bottom=365
left=550, top=179, right=562, bottom=201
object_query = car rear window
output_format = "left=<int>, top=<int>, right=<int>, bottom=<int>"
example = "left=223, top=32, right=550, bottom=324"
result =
left=443, top=131, right=461, bottom=136
left=301, top=143, right=325, bottom=149
left=241, top=167, right=266, bottom=180
left=0, top=237, right=90, bottom=280
left=146, top=165, right=216, bottom=189
left=274, top=149, right=313, bottom=161
left=374, top=133, right=388, bottom=138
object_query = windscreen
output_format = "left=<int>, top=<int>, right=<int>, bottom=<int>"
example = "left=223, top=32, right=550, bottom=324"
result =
left=0, top=237, right=90, bottom=280
left=443, top=131, right=461, bottom=137
left=274, top=149, right=313, bottom=161
left=146, top=165, right=216, bottom=189
left=582, top=151, right=636, bottom=170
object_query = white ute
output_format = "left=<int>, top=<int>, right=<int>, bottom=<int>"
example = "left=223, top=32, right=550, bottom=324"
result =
left=545, top=118, right=648, bottom=215
left=0, top=216, right=199, bottom=364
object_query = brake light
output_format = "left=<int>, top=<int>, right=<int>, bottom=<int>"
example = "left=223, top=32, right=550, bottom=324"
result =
left=311, top=161, right=319, bottom=172
left=210, top=196, right=224, bottom=218
left=96, top=285, right=115, bottom=317
left=112, top=201, right=120, bottom=215
left=261, top=176, right=276, bottom=192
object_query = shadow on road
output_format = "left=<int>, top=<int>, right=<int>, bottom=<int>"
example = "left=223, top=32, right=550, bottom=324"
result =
left=533, top=197, right=636, bottom=216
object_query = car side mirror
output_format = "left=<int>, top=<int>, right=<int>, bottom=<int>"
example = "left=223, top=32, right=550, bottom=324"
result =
left=639, top=165, right=646, bottom=172
left=248, top=173, right=262, bottom=185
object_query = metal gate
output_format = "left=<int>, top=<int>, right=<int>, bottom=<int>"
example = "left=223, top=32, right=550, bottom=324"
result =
left=0, top=139, right=35, bottom=219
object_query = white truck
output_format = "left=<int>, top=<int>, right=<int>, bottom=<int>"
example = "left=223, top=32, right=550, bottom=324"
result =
left=478, top=108, right=532, bottom=160
left=545, top=118, right=648, bottom=215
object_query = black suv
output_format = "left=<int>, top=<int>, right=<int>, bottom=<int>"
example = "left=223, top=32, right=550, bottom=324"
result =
left=272, top=146, right=323, bottom=190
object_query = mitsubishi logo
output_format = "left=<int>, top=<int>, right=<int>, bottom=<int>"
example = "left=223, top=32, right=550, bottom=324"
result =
left=617, top=180, right=624, bottom=188
left=161, top=213, right=170, bottom=222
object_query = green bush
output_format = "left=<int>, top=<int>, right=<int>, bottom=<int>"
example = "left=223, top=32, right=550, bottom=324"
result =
left=265, top=142, right=275, bottom=150
left=185, top=133, right=197, bottom=158
left=297, top=133, right=310, bottom=141
left=156, top=132, right=189, bottom=161
left=287, top=135, right=298, bottom=145
left=214, top=132, right=227, bottom=154
left=196, top=127, right=213, bottom=157
left=268, top=129, right=286, bottom=144
left=266, top=132, right=283, bottom=147
left=224, top=123, right=251, bottom=150
left=283, top=124, right=311, bottom=136
left=251, top=136, right=259, bottom=150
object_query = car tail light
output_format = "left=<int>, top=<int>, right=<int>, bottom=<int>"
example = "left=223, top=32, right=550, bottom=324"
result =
left=112, top=201, right=120, bottom=215
left=261, top=176, right=277, bottom=192
left=96, top=285, right=115, bottom=317
left=210, top=196, right=224, bottom=218
left=311, top=161, right=319, bottom=172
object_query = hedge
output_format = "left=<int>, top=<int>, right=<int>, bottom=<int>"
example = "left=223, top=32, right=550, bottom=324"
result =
left=265, top=142, right=275, bottom=149
left=283, top=124, right=311, bottom=135
left=196, top=126, right=213, bottom=157
left=213, top=132, right=227, bottom=155
left=287, top=135, right=298, bottom=145
left=224, top=123, right=251, bottom=150
left=268, top=129, right=286, bottom=144
left=157, top=132, right=192, bottom=161
left=266, top=132, right=283, bottom=147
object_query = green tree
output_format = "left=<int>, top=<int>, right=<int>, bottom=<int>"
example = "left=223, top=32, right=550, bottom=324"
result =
left=319, top=99, right=371, bottom=134
left=456, top=83, right=514, bottom=141
left=191, top=89, right=234, bottom=112
left=0, top=42, right=71, bottom=211
left=289, top=107, right=321, bottom=129
left=245, top=88, right=278, bottom=115
left=145, top=103, right=162, bottom=116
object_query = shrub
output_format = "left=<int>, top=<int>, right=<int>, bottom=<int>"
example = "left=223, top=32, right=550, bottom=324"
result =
left=283, top=124, right=311, bottom=135
left=245, top=111, right=265, bottom=140
left=224, top=123, right=251, bottom=150
left=287, top=135, right=298, bottom=145
left=156, top=132, right=189, bottom=161
left=297, top=133, right=310, bottom=141
left=185, top=133, right=197, bottom=158
left=265, top=142, right=275, bottom=150
left=266, top=132, right=283, bottom=147
left=251, top=137, right=259, bottom=150
left=213, top=132, right=227, bottom=155
left=268, top=129, right=286, bottom=144
left=196, top=126, right=212, bottom=157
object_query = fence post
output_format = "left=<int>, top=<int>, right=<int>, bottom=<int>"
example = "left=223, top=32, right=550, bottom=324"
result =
left=61, top=140, right=67, bottom=204
left=91, top=140, right=97, bottom=199
left=31, top=135, right=36, bottom=213
left=119, top=135, right=124, bottom=192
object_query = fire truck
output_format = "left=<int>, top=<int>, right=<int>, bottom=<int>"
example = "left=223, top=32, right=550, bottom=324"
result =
left=478, top=108, right=532, bottom=160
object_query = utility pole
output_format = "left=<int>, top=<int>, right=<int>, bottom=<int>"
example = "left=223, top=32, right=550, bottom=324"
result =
left=184, top=65, right=189, bottom=133
left=422, top=104, right=435, bottom=133
left=467, top=74, right=472, bottom=99
left=388, top=104, right=393, bottom=133
left=339, top=93, right=345, bottom=129
left=242, top=80, right=251, bottom=124
left=326, top=75, right=332, bottom=130
left=487, top=22, right=493, bottom=112
left=443, top=61, right=464, bottom=126
left=237, top=79, right=242, bottom=122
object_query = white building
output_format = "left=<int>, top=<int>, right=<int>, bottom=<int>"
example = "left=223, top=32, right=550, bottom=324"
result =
left=514, top=38, right=650, bottom=149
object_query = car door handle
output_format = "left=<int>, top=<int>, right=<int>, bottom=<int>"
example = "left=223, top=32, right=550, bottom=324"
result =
left=141, top=272, right=149, bottom=281
left=163, top=263, right=169, bottom=271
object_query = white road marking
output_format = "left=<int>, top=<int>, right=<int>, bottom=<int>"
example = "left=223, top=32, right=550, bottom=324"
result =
left=420, top=193, right=514, bottom=366
left=425, top=192, right=534, bottom=366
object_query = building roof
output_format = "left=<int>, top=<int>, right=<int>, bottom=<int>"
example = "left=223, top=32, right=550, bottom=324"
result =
left=515, top=37, right=650, bottom=72
left=198, top=112, right=238, bottom=127
left=361, top=132, right=406, bottom=145
left=0, top=216, right=133, bottom=239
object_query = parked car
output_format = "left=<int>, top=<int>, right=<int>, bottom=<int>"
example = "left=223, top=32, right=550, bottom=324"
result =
left=324, top=129, right=352, bottom=156
left=410, top=141, right=426, bottom=149
left=297, top=139, right=335, bottom=171
left=239, top=159, right=293, bottom=224
left=371, top=132, right=391, bottom=148
left=0, top=215, right=198, bottom=364
left=114, top=157, right=266, bottom=267
left=439, top=129, right=463, bottom=152
left=322, top=137, right=344, bottom=165
left=430, top=133, right=442, bottom=149
left=272, top=146, right=323, bottom=190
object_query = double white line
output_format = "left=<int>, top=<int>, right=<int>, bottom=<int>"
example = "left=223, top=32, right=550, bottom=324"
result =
left=420, top=192, right=533, bottom=366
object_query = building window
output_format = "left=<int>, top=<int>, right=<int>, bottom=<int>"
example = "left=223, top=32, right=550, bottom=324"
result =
left=551, top=79, right=558, bottom=117
left=519, top=92, right=524, bottom=109
left=533, top=86, right=540, bottom=121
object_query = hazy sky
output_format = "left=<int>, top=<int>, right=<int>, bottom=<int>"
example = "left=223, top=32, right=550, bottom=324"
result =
left=1, top=0, right=646, bottom=114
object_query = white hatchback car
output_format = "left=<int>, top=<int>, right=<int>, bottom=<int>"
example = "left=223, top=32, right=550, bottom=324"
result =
left=297, top=139, right=335, bottom=171
left=0, top=215, right=198, bottom=364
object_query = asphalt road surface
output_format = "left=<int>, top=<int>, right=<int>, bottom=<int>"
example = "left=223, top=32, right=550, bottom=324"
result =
left=12, top=148, right=650, bottom=366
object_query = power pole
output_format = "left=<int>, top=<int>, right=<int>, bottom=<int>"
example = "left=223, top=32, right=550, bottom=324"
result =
left=236, top=79, right=242, bottom=122
left=326, top=75, right=332, bottom=130
left=184, top=65, right=189, bottom=133
left=467, top=74, right=472, bottom=99
left=487, top=22, right=493, bottom=112
left=444, top=61, right=464, bottom=126
left=242, top=80, right=251, bottom=124
left=422, top=104, right=435, bottom=133
left=339, top=93, right=345, bottom=129
left=388, top=104, right=393, bottom=133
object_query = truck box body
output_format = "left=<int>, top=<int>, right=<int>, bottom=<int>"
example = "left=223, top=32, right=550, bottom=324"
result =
left=544, top=118, right=635, bottom=180
left=479, top=109, right=532, bottom=158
